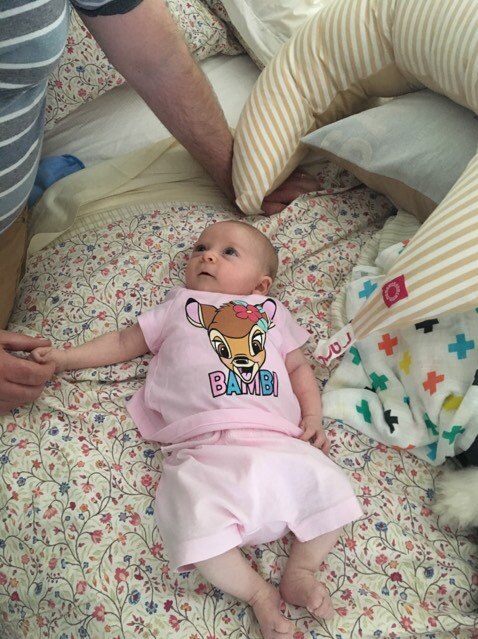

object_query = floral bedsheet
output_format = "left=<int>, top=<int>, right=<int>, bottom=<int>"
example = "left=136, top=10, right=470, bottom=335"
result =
left=1, top=169, right=477, bottom=638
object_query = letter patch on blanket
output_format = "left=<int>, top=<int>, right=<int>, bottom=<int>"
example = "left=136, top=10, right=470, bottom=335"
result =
left=313, top=323, right=356, bottom=365
left=382, top=274, right=408, bottom=308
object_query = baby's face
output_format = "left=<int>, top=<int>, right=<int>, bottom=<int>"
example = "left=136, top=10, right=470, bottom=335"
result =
left=185, top=222, right=269, bottom=295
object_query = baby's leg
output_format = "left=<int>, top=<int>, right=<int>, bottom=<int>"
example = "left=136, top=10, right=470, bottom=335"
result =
left=196, top=548, right=295, bottom=639
left=279, top=528, right=342, bottom=620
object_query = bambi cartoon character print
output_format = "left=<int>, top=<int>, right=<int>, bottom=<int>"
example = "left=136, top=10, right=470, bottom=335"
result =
left=185, top=298, right=279, bottom=398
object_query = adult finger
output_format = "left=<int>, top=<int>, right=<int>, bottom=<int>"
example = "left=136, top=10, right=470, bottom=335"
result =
left=261, top=174, right=320, bottom=214
left=3, top=353, right=55, bottom=386
left=0, top=330, right=51, bottom=353
left=267, top=171, right=320, bottom=200
left=0, top=381, right=47, bottom=414
left=261, top=201, right=287, bottom=216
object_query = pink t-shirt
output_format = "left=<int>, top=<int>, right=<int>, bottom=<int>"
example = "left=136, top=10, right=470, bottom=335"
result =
left=127, top=288, right=311, bottom=444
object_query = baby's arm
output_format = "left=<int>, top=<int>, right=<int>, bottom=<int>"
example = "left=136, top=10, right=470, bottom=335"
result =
left=286, top=348, right=330, bottom=453
left=31, top=323, right=149, bottom=373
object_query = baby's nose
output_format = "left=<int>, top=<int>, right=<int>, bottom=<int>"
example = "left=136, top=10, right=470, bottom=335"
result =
left=202, top=250, right=216, bottom=262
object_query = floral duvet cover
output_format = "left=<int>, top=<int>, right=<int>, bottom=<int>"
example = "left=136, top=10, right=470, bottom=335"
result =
left=1, top=168, right=477, bottom=639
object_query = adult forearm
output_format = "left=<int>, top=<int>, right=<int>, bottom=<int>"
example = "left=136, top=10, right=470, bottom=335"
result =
left=81, top=0, right=234, bottom=200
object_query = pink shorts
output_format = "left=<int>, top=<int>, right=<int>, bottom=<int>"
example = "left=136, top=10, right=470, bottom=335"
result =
left=155, top=429, right=363, bottom=571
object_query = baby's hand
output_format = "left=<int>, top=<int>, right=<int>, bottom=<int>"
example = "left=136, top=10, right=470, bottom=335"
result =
left=299, top=414, right=330, bottom=454
left=30, top=346, right=67, bottom=374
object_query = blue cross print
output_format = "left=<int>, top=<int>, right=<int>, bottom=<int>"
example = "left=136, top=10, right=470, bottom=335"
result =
left=448, top=333, right=475, bottom=360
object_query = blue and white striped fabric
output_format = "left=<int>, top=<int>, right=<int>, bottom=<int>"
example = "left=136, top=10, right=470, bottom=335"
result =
left=0, top=0, right=141, bottom=232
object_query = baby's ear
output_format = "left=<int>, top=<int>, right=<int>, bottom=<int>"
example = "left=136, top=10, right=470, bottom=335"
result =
left=253, top=275, right=273, bottom=296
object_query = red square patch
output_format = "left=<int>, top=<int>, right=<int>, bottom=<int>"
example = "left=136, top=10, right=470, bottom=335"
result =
left=382, top=274, right=408, bottom=308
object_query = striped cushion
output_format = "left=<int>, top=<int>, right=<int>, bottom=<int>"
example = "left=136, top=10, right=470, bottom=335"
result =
left=232, top=0, right=478, bottom=358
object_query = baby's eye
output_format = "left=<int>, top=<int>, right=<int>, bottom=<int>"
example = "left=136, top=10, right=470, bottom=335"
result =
left=194, top=244, right=206, bottom=252
left=224, top=247, right=237, bottom=256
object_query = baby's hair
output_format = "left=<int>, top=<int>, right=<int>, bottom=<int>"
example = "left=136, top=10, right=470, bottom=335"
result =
left=215, top=220, right=279, bottom=280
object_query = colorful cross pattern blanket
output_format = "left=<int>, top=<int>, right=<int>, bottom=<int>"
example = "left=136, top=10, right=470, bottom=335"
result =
left=323, top=214, right=478, bottom=466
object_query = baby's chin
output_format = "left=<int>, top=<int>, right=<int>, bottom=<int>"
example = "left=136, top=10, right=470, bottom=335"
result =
left=186, top=277, right=254, bottom=296
left=185, top=275, right=218, bottom=292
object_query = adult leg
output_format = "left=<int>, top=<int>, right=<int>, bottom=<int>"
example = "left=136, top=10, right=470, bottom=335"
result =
left=279, top=527, right=342, bottom=620
left=0, top=206, right=28, bottom=329
left=196, top=548, right=295, bottom=639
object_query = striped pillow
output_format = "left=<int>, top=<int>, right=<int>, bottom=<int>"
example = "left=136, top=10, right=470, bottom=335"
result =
left=232, top=0, right=478, bottom=359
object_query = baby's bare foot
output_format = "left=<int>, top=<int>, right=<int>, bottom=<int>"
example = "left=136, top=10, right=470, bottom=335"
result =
left=249, top=583, right=296, bottom=639
left=280, top=568, right=334, bottom=620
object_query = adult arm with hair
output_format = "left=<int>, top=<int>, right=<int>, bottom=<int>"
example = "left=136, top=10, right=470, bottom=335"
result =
left=79, top=0, right=316, bottom=210
left=79, top=0, right=235, bottom=201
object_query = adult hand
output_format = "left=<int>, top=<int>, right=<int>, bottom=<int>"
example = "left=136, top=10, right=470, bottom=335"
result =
left=0, top=331, right=55, bottom=415
left=261, top=169, right=321, bottom=215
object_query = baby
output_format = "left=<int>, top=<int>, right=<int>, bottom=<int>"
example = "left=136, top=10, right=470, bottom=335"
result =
left=33, top=220, right=362, bottom=639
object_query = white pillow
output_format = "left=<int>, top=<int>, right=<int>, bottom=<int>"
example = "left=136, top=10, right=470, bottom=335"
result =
left=220, top=0, right=331, bottom=66
left=302, top=90, right=478, bottom=221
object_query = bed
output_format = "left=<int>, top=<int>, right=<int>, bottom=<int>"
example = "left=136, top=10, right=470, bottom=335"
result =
left=1, top=1, right=477, bottom=638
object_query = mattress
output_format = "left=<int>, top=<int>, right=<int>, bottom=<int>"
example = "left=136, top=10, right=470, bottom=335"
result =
left=1, top=141, right=477, bottom=638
